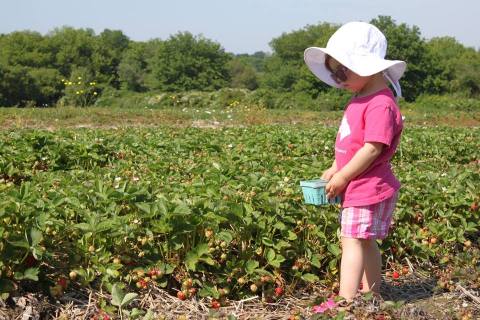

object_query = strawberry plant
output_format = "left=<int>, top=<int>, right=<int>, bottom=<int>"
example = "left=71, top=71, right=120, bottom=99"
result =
left=0, top=126, right=478, bottom=301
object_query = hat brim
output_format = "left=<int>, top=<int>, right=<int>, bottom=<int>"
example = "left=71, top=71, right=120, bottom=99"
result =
left=304, top=47, right=406, bottom=88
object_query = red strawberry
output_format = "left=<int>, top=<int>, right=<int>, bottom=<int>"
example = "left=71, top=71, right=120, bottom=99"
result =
left=211, top=299, right=221, bottom=309
left=274, top=287, right=284, bottom=297
left=392, top=271, right=400, bottom=279
left=57, top=277, right=68, bottom=289
left=139, top=279, right=148, bottom=289
left=471, top=202, right=478, bottom=211
left=177, top=291, right=186, bottom=300
left=148, top=268, right=157, bottom=276
left=93, top=311, right=110, bottom=320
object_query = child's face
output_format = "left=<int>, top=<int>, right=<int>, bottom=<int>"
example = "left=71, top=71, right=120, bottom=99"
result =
left=325, top=56, right=371, bottom=93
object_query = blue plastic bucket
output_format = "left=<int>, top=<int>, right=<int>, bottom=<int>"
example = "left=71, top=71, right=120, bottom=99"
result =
left=300, top=179, right=341, bottom=205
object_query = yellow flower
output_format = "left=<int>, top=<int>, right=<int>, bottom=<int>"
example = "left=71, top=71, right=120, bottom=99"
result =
left=76, top=91, right=80, bottom=95
left=78, top=77, right=82, bottom=80
left=93, top=92, right=98, bottom=95
left=77, top=81, right=81, bottom=85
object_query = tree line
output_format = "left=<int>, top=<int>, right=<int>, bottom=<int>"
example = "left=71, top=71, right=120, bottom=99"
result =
left=0, top=15, right=478, bottom=107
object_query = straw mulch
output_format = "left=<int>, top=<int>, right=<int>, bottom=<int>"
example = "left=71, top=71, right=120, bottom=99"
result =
left=1, top=266, right=479, bottom=320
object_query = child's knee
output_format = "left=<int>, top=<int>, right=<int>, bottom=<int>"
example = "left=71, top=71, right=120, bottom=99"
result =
left=343, top=237, right=375, bottom=247
left=341, top=237, right=378, bottom=252
left=341, top=237, right=364, bottom=248
left=359, top=239, right=378, bottom=249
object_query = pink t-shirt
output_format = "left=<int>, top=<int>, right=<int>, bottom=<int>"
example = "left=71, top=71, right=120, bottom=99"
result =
left=335, top=88, right=403, bottom=207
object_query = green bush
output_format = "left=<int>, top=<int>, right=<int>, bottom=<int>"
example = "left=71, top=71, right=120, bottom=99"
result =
left=91, top=88, right=353, bottom=111
left=249, top=89, right=351, bottom=111
left=94, top=88, right=253, bottom=109
left=58, top=68, right=100, bottom=107
left=91, top=88, right=480, bottom=113
left=94, top=88, right=149, bottom=108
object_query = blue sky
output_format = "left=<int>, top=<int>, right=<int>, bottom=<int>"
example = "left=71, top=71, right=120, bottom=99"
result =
left=2, top=0, right=479, bottom=54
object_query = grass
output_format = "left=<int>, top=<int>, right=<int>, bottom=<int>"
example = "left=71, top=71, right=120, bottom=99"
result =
left=0, top=104, right=479, bottom=130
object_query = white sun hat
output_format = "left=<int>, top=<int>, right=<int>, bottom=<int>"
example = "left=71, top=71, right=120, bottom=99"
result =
left=304, top=21, right=407, bottom=97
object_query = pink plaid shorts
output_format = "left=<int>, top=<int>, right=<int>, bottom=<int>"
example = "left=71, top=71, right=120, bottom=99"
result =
left=338, top=192, right=399, bottom=239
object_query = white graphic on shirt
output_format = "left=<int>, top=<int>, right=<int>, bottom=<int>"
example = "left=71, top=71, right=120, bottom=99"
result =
left=338, top=115, right=351, bottom=141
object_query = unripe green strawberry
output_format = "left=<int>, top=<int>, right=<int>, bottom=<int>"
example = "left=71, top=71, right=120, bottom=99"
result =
left=69, top=271, right=77, bottom=280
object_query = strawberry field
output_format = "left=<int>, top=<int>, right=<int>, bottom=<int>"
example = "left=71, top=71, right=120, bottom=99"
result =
left=1, top=124, right=479, bottom=319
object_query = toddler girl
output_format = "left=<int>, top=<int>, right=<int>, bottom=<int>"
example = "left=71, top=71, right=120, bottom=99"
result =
left=304, top=21, right=406, bottom=301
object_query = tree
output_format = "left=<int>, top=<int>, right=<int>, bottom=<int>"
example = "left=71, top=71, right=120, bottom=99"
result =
left=235, top=51, right=269, bottom=72
left=0, top=32, right=63, bottom=106
left=370, top=16, right=445, bottom=100
left=262, top=23, right=338, bottom=96
left=0, top=31, right=54, bottom=68
left=118, top=42, right=152, bottom=92
left=27, top=67, right=64, bottom=106
left=427, top=37, right=480, bottom=96
left=92, top=29, right=130, bottom=88
left=47, top=27, right=96, bottom=76
left=227, top=58, right=259, bottom=90
left=146, top=32, right=231, bottom=91
left=0, top=65, right=36, bottom=106
left=269, top=23, right=336, bottom=62
left=261, top=56, right=300, bottom=91
left=455, top=50, right=480, bottom=96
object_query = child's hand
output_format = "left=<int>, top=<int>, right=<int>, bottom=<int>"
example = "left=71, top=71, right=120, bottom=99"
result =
left=321, top=166, right=337, bottom=181
left=326, top=172, right=349, bottom=199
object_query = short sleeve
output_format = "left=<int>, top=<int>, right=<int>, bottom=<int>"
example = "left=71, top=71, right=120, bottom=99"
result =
left=364, top=104, right=395, bottom=147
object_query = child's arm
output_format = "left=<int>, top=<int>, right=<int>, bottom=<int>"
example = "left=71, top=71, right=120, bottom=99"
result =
left=326, top=142, right=383, bottom=198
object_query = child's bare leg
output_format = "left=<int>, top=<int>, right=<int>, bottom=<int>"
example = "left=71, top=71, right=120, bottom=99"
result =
left=338, top=237, right=364, bottom=300
left=360, top=239, right=382, bottom=293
